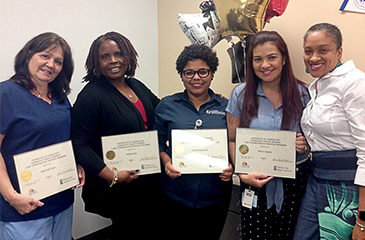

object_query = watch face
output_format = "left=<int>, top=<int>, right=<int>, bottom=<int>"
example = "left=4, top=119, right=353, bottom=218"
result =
left=360, top=210, right=365, bottom=221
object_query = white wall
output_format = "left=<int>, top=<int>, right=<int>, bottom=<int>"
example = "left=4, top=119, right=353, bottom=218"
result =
left=0, top=0, right=159, bottom=103
left=0, top=0, right=158, bottom=238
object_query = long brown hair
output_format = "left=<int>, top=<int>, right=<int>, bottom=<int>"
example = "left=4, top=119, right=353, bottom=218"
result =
left=240, top=31, right=307, bottom=130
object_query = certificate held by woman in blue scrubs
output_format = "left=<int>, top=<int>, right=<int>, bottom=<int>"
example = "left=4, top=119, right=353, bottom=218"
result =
left=13, top=141, right=79, bottom=200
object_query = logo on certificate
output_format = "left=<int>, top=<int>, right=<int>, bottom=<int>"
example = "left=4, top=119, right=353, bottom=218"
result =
left=21, top=170, right=32, bottom=182
left=29, top=189, right=37, bottom=196
left=106, top=150, right=116, bottom=160
left=179, top=162, right=186, bottom=168
left=175, top=144, right=185, bottom=154
left=239, top=145, right=249, bottom=154
left=242, top=161, right=250, bottom=168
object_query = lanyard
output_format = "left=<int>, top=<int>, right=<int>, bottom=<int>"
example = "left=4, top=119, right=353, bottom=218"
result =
left=315, top=81, right=318, bottom=99
left=314, top=62, right=341, bottom=99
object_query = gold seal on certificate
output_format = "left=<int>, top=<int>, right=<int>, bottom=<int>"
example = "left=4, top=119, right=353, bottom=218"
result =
left=13, top=141, right=79, bottom=200
left=175, top=144, right=185, bottom=154
left=235, top=128, right=296, bottom=179
left=21, top=170, right=32, bottom=181
left=171, top=129, right=229, bottom=174
left=106, top=150, right=116, bottom=160
left=101, top=130, right=161, bottom=175
left=239, top=144, right=249, bottom=154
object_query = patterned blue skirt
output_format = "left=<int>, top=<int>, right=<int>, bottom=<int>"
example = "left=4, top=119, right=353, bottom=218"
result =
left=294, top=150, right=359, bottom=240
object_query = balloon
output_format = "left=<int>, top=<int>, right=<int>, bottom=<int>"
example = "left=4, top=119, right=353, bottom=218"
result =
left=178, top=1, right=222, bottom=48
left=265, top=0, right=289, bottom=22
left=227, top=36, right=252, bottom=83
left=214, top=0, right=270, bottom=40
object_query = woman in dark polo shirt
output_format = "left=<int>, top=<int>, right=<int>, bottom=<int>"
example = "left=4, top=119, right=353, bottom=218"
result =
left=154, top=44, right=233, bottom=240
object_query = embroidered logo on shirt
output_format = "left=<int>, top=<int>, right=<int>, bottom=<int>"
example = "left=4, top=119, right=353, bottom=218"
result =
left=206, top=109, right=226, bottom=115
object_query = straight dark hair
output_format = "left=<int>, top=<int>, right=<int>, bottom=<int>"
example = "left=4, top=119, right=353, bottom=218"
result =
left=11, top=32, right=73, bottom=102
left=240, top=31, right=307, bottom=130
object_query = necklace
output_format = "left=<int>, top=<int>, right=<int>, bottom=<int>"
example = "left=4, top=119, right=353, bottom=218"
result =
left=33, top=89, right=44, bottom=97
left=262, top=83, right=279, bottom=91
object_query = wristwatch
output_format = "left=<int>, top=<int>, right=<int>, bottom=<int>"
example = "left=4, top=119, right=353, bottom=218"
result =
left=359, top=210, right=365, bottom=221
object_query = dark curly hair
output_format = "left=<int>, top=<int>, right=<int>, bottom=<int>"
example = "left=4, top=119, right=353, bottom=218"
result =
left=11, top=32, right=74, bottom=103
left=176, top=44, right=219, bottom=77
left=83, top=31, right=138, bottom=82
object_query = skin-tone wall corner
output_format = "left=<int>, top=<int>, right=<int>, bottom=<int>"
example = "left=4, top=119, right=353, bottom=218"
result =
left=158, top=0, right=365, bottom=99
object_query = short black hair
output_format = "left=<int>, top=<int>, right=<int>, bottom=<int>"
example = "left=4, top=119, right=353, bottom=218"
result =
left=304, top=23, right=342, bottom=50
left=176, top=44, right=219, bottom=76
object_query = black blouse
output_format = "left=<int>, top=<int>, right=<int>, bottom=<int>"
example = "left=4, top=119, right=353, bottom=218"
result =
left=71, top=76, right=160, bottom=216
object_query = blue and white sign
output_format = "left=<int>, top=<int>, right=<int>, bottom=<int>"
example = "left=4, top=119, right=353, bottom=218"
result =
left=340, top=0, right=365, bottom=13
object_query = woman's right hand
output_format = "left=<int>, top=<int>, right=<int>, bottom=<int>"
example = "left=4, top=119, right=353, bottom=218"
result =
left=164, top=162, right=181, bottom=179
left=118, top=170, right=139, bottom=184
left=8, top=192, right=44, bottom=215
left=238, top=173, right=274, bottom=188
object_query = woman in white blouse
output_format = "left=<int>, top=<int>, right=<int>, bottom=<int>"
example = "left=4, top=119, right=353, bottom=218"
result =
left=294, top=23, right=365, bottom=240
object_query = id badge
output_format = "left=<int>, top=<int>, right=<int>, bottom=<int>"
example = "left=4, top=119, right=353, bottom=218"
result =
left=242, top=189, right=255, bottom=209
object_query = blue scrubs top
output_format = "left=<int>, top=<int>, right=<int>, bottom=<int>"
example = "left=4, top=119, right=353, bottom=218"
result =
left=154, top=89, right=231, bottom=208
left=0, top=80, right=74, bottom=222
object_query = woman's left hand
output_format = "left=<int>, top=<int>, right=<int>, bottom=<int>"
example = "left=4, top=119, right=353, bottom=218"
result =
left=220, top=164, right=234, bottom=182
left=72, top=164, right=85, bottom=189
left=296, top=133, right=309, bottom=154
left=352, top=220, right=365, bottom=240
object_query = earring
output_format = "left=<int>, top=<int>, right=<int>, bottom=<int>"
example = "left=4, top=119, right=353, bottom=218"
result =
left=93, top=68, right=100, bottom=77
left=283, top=62, right=285, bottom=66
left=305, top=68, right=310, bottom=74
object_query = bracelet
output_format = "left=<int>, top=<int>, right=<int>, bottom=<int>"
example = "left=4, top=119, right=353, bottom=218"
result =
left=109, top=170, right=118, bottom=187
left=357, top=221, right=365, bottom=232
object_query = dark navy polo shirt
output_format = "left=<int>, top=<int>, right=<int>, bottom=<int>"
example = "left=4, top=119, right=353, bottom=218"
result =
left=154, top=89, right=232, bottom=208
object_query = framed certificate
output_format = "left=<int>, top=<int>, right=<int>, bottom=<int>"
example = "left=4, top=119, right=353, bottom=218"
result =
left=13, top=141, right=79, bottom=200
left=101, top=130, right=161, bottom=175
left=235, top=128, right=296, bottom=179
left=171, top=129, right=229, bottom=174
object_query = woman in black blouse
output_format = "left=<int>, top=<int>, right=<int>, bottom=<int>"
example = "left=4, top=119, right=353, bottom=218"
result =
left=71, top=32, right=161, bottom=240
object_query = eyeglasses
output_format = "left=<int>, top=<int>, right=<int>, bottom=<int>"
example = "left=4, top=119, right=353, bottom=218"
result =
left=182, top=68, right=211, bottom=79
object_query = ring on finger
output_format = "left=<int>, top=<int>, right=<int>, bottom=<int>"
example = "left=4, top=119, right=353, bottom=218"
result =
left=167, top=170, right=171, bottom=175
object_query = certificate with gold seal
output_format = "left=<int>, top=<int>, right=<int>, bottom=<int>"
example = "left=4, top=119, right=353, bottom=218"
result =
left=13, top=141, right=79, bottom=200
left=101, top=130, right=161, bottom=175
left=235, top=128, right=296, bottom=179
left=171, top=129, right=229, bottom=174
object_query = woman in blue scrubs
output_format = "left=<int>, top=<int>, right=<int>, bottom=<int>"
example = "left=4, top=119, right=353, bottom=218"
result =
left=0, top=32, right=84, bottom=240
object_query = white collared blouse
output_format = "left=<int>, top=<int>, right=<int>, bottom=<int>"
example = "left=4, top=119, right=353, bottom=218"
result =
left=301, top=60, right=365, bottom=186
